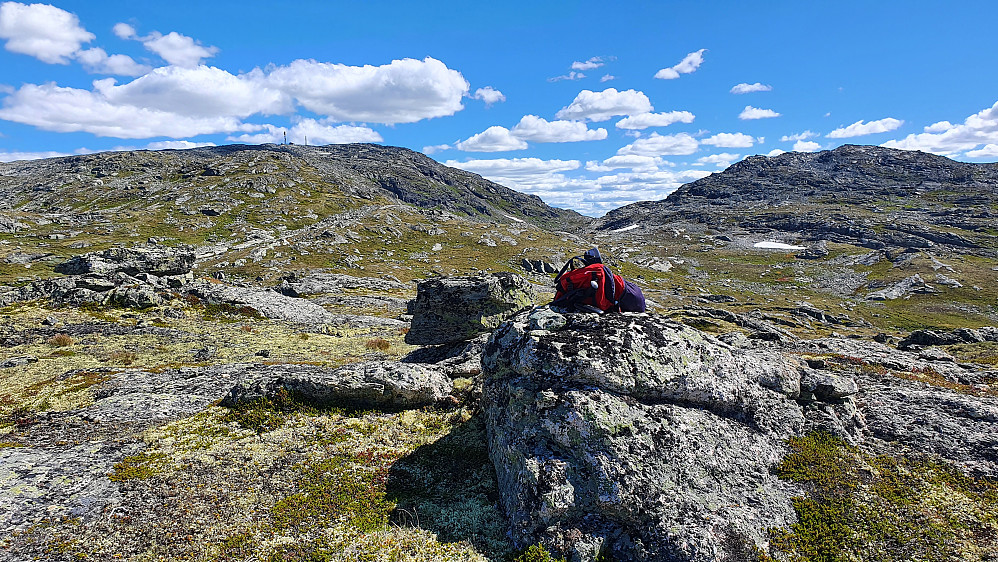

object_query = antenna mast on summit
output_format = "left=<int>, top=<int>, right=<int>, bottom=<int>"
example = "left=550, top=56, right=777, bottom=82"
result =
left=283, top=131, right=287, bottom=145
left=305, top=135, right=307, bottom=146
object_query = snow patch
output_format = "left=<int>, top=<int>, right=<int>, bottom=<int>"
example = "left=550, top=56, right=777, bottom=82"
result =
left=611, top=224, right=640, bottom=233
left=502, top=213, right=525, bottom=223
left=754, top=241, right=805, bottom=250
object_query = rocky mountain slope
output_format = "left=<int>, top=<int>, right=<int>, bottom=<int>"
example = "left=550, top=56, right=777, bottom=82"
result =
left=595, top=144, right=998, bottom=255
left=1, top=143, right=997, bottom=561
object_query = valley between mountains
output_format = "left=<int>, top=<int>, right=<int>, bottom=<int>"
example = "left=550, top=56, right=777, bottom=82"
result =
left=0, top=143, right=996, bottom=561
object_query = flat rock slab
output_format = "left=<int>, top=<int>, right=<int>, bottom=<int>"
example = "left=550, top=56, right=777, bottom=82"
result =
left=188, top=283, right=337, bottom=325
left=223, top=360, right=454, bottom=410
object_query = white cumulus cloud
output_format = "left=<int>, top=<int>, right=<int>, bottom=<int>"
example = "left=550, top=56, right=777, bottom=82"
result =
left=766, top=149, right=786, bottom=157
left=600, top=74, right=615, bottom=82
left=127, top=29, right=219, bottom=67
left=827, top=117, right=903, bottom=138
left=616, top=132, right=699, bottom=156
left=146, top=140, right=216, bottom=150
left=586, top=155, right=667, bottom=173
left=966, top=144, right=998, bottom=159
left=555, top=88, right=653, bottom=122
left=266, top=57, right=468, bottom=124
left=615, top=111, right=695, bottom=130
left=654, top=49, right=705, bottom=80
left=422, top=144, right=451, bottom=155
left=780, top=130, right=817, bottom=142
left=228, top=120, right=381, bottom=145
left=455, top=126, right=527, bottom=152
left=695, top=153, right=741, bottom=167
left=472, top=86, right=505, bottom=106
left=793, top=140, right=821, bottom=152
left=0, top=82, right=257, bottom=138
left=571, top=57, right=604, bottom=71
left=0, top=149, right=71, bottom=162
left=95, top=65, right=288, bottom=118
left=510, top=115, right=606, bottom=143
left=0, top=1, right=93, bottom=64
left=700, top=132, right=755, bottom=148
left=881, top=101, right=998, bottom=156
left=730, top=82, right=772, bottom=94
left=74, top=47, right=150, bottom=76
left=739, top=106, right=781, bottom=120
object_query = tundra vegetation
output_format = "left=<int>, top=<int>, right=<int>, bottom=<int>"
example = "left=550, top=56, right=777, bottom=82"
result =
left=1, top=143, right=996, bottom=560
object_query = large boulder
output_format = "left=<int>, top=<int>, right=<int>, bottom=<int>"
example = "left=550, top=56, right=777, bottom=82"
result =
left=54, top=247, right=195, bottom=277
left=405, top=273, right=535, bottom=346
left=482, top=310, right=862, bottom=562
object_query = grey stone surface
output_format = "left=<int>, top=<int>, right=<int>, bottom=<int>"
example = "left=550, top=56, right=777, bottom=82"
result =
left=865, top=274, right=936, bottom=300
left=405, top=273, right=535, bottom=346
left=481, top=312, right=862, bottom=562
left=223, top=360, right=454, bottom=410
left=187, top=282, right=337, bottom=324
left=54, top=247, right=195, bottom=277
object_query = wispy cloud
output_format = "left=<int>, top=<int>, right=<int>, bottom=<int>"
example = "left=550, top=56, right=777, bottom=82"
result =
left=739, top=105, right=781, bottom=120
left=730, top=82, right=772, bottom=94
left=654, top=49, right=706, bottom=80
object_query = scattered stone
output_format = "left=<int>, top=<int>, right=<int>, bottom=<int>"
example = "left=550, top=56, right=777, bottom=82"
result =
left=865, top=274, right=936, bottom=300
left=405, top=273, right=535, bottom=346
left=255, top=349, right=271, bottom=357
left=796, top=240, right=829, bottom=259
left=0, top=356, right=38, bottom=368
left=934, top=273, right=963, bottom=288
left=42, top=316, right=59, bottom=326
left=521, top=258, right=558, bottom=275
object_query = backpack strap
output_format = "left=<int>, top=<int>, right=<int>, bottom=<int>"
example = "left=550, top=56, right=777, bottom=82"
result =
left=553, top=255, right=585, bottom=284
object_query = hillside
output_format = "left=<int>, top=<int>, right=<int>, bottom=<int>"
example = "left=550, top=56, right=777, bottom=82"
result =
left=1, top=143, right=997, bottom=561
left=595, top=144, right=998, bottom=255
left=0, top=143, right=591, bottom=286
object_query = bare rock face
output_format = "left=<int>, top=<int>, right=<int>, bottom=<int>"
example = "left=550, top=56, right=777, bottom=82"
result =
left=481, top=311, right=862, bottom=562
left=54, top=247, right=195, bottom=277
left=405, top=273, right=535, bottom=346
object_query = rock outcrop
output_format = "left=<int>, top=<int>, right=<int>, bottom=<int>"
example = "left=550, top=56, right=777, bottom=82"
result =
left=222, top=361, right=454, bottom=410
left=405, top=273, right=535, bottom=346
left=481, top=309, right=862, bottom=562
left=54, top=247, right=195, bottom=277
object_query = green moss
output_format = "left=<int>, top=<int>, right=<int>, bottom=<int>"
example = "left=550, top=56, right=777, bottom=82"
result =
left=220, top=388, right=327, bottom=434
left=271, top=453, right=395, bottom=532
left=766, top=432, right=998, bottom=561
left=108, top=452, right=168, bottom=481
left=512, top=544, right=568, bottom=562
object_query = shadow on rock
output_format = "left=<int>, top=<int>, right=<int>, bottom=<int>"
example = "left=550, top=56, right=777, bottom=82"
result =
left=385, top=413, right=510, bottom=557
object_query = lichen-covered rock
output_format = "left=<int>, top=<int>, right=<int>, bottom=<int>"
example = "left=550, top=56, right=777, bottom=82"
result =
left=898, top=326, right=998, bottom=349
left=187, top=282, right=336, bottom=324
left=222, top=361, right=454, bottom=410
left=865, top=274, right=936, bottom=300
left=54, top=246, right=195, bottom=277
left=405, top=273, right=535, bottom=346
left=481, top=312, right=863, bottom=562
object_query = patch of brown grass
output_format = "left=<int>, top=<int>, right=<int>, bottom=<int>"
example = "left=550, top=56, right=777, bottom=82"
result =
left=47, top=333, right=75, bottom=347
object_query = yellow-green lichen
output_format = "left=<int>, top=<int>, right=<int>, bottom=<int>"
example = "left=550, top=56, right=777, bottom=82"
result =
left=764, top=432, right=998, bottom=562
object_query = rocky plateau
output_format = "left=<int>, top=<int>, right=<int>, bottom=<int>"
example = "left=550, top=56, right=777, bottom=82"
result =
left=1, top=143, right=996, bottom=561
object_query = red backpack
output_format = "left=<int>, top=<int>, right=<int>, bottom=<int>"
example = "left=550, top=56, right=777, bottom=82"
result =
left=551, top=249, right=646, bottom=313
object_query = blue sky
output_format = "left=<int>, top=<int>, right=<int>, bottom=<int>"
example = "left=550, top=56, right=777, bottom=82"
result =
left=1, top=1, right=997, bottom=215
